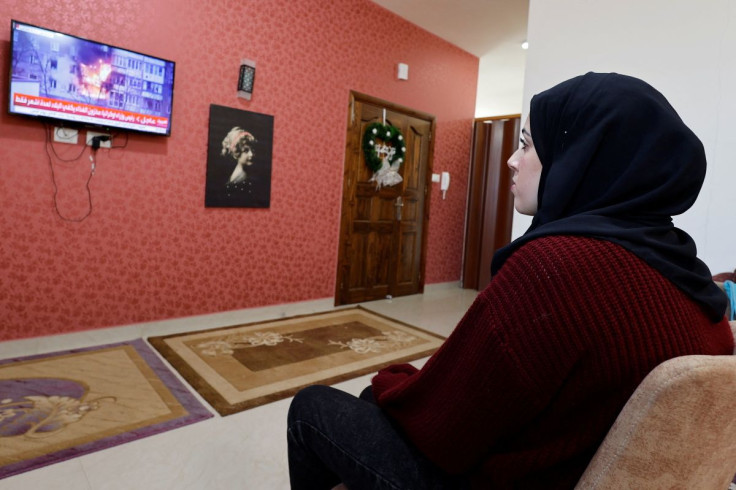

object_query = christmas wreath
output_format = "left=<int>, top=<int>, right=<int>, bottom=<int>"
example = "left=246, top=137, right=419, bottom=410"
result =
left=362, top=123, right=405, bottom=172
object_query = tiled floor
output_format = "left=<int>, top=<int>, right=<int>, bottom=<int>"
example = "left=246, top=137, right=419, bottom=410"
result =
left=0, top=283, right=478, bottom=490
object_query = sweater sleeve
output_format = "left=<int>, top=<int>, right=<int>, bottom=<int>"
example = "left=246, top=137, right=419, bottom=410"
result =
left=371, top=240, right=583, bottom=474
left=372, top=363, right=419, bottom=394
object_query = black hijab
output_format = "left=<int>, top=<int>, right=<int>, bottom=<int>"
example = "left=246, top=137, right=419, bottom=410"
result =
left=491, top=72, right=727, bottom=322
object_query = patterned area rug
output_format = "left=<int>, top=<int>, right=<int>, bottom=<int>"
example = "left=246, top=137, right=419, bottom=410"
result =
left=148, top=307, right=444, bottom=415
left=0, top=339, right=212, bottom=479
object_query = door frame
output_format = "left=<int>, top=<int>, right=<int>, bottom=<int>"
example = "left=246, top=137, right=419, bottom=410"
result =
left=334, top=91, right=436, bottom=305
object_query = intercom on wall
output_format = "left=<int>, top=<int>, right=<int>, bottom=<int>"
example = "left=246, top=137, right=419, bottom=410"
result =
left=440, top=171, right=450, bottom=199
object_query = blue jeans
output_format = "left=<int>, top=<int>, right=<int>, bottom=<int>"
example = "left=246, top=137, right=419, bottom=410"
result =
left=287, top=385, right=470, bottom=490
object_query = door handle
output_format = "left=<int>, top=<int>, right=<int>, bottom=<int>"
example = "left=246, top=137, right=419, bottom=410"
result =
left=394, top=196, right=403, bottom=220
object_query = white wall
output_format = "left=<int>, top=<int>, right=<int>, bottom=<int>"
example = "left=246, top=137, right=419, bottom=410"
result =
left=473, top=1, right=529, bottom=118
left=475, top=48, right=526, bottom=117
left=513, top=0, right=736, bottom=273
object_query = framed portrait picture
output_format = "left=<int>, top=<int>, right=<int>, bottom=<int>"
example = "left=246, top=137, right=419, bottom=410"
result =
left=205, top=105, right=274, bottom=208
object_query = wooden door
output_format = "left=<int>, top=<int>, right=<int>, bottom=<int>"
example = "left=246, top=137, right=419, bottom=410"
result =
left=335, top=92, right=434, bottom=305
left=462, top=116, right=519, bottom=290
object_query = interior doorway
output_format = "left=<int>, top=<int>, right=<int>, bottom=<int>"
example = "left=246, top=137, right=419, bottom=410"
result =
left=462, top=115, right=520, bottom=290
left=335, top=92, right=435, bottom=306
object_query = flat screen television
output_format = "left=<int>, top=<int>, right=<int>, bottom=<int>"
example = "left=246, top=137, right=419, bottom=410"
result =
left=8, top=20, right=175, bottom=136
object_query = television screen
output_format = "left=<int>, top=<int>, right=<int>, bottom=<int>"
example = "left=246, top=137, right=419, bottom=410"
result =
left=8, top=20, right=175, bottom=136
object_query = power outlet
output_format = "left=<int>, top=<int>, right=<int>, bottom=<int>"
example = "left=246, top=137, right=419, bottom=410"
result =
left=53, top=127, right=79, bottom=144
left=86, top=131, right=112, bottom=148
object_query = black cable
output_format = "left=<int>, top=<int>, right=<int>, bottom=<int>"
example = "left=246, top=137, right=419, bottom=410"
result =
left=93, top=131, right=129, bottom=160
left=110, top=130, right=129, bottom=149
left=45, top=124, right=87, bottom=162
left=43, top=123, right=94, bottom=222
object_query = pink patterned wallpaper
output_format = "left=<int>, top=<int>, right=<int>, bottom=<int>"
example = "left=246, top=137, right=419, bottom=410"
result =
left=0, top=0, right=478, bottom=341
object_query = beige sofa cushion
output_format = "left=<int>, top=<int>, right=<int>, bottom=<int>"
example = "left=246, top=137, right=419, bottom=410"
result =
left=575, top=354, right=736, bottom=489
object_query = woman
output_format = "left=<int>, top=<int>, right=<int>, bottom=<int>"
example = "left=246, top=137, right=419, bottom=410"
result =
left=287, top=73, right=733, bottom=489
left=221, top=126, right=257, bottom=188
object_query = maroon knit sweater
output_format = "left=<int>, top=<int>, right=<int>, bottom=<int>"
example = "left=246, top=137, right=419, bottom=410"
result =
left=372, top=236, right=733, bottom=489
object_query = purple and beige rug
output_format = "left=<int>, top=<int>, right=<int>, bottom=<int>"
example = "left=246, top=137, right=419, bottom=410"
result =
left=0, top=339, right=212, bottom=479
left=149, top=307, right=445, bottom=415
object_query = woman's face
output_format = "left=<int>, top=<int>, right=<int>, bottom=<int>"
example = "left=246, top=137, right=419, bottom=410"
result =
left=507, top=117, right=542, bottom=215
left=237, top=145, right=254, bottom=166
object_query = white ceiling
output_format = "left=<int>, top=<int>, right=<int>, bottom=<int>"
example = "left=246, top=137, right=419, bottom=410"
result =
left=370, top=0, right=529, bottom=58
left=370, top=0, right=530, bottom=116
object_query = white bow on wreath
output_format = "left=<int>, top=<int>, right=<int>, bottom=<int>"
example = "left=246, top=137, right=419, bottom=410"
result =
left=370, top=154, right=403, bottom=190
